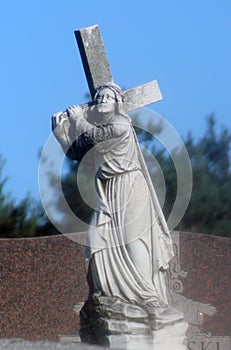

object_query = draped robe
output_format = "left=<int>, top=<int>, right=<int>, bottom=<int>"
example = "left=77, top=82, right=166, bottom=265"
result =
left=53, top=110, right=174, bottom=307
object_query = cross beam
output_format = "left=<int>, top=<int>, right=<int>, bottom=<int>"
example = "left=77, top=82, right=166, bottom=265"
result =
left=75, top=24, right=162, bottom=113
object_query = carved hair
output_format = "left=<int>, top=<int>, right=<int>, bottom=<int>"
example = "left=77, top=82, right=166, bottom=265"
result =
left=94, top=82, right=125, bottom=103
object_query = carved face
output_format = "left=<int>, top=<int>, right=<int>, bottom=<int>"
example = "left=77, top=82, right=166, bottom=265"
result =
left=95, top=87, right=117, bottom=114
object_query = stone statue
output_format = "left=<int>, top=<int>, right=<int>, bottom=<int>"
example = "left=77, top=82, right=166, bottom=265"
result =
left=52, top=83, right=186, bottom=347
left=52, top=83, right=174, bottom=306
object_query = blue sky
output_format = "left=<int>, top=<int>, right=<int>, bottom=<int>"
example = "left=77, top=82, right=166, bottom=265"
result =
left=0, top=0, right=231, bottom=203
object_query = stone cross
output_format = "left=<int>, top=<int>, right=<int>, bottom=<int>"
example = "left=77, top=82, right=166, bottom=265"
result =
left=74, top=24, right=162, bottom=112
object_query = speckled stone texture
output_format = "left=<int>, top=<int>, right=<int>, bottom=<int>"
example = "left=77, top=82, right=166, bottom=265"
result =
left=0, top=232, right=230, bottom=341
left=0, top=235, right=87, bottom=341
left=0, top=338, right=115, bottom=350
left=179, top=232, right=231, bottom=337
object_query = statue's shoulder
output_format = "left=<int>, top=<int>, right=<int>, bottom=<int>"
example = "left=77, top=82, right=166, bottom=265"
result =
left=111, top=114, right=131, bottom=137
left=114, top=113, right=131, bottom=126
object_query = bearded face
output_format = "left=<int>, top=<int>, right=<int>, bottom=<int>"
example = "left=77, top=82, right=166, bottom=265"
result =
left=95, top=87, right=117, bottom=115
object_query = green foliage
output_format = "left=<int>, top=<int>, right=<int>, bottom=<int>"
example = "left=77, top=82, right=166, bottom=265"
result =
left=177, top=114, right=231, bottom=236
left=0, top=156, right=39, bottom=238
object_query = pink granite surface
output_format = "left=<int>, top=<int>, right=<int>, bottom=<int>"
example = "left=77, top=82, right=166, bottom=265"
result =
left=0, top=232, right=230, bottom=340
left=179, top=231, right=231, bottom=337
left=0, top=235, right=87, bottom=340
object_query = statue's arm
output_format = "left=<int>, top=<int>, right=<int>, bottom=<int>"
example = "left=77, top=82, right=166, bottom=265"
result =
left=51, top=109, right=81, bottom=160
left=52, top=112, right=73, bottom=153
left=52, top=105, right=129, bottom=161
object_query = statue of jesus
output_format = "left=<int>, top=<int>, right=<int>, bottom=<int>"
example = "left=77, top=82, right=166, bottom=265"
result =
left=52, top=82, right=181, bottom=324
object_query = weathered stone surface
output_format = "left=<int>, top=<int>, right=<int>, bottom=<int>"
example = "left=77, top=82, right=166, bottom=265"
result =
left=123, top=80, right=162, bottom=111
left=145, top=304, right=184, bottom=330
left=79, top=293, right=188, bottom=348
left=101, top=322, right=188, bottom=350
left=74, top=25, right=162, bottom=113
left=75, top=25, right=113, bottom=99
left=90, top=294, right=149, bottom=321
left=152, top=321, right=188, bottom=350
left=94, top=319, right=151, bottom=336
left=58, top=25, right=184, bottom=350
left=100, top=334, right=154, bottom=350
left=79, top=294, right=152, bottom=344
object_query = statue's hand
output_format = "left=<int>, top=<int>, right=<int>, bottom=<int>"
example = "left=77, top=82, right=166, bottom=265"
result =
left=51, top=111, right=71, bottom=150
left=197, top=303, right=217, bottom=316
left=66, top=105, right=83, bottom=122
left=51, top=111, right=67, bottom=130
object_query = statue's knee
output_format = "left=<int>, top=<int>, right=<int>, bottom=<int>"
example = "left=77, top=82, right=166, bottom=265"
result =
left=126, top=240, right=151, bottom=278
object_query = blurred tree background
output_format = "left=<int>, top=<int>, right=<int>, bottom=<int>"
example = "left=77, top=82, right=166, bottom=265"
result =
left=0, top=114, right=230, bottom=238
left=0, top=155, right=41, bottom=238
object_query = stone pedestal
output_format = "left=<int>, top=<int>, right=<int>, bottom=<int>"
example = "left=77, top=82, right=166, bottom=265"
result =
left=103, top=334, right=154, bottom=350
left=79, top=293, right=187, bottom=349
left=152, top=321, right=188, bottom=350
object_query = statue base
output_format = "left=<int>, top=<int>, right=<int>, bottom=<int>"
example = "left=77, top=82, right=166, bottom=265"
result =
left=79, top=293, right=188, bottom=349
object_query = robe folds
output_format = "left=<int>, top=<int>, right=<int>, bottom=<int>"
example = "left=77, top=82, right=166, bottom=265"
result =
left=55, top=111, right=174, bottom=307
